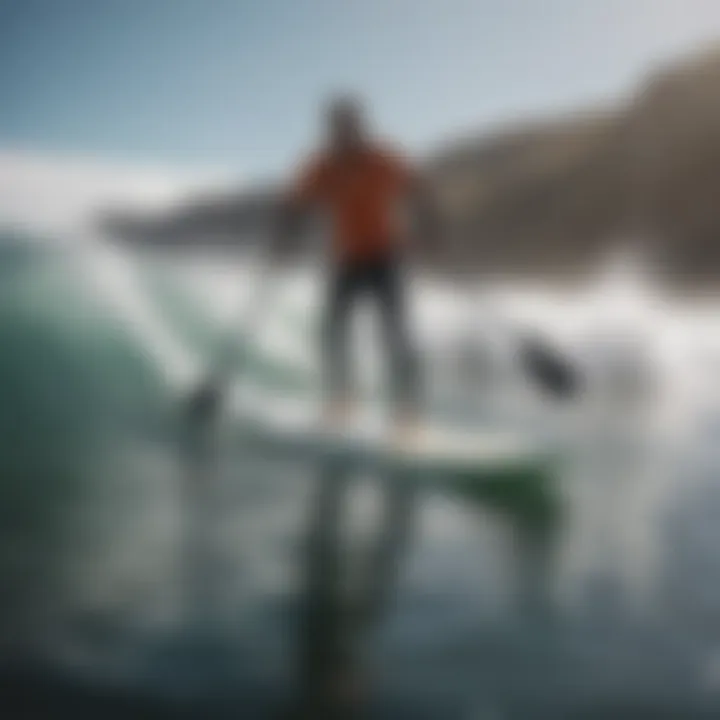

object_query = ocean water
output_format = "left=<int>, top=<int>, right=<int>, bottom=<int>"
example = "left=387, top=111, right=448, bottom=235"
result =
left=2, top=230, right=720, bottom=718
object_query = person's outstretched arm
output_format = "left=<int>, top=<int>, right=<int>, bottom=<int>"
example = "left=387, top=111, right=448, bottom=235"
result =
left=269, top=155, right=327, bottom=262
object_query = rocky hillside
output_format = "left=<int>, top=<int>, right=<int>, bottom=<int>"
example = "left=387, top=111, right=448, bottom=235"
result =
left=103, top=46, right=720, bottom=287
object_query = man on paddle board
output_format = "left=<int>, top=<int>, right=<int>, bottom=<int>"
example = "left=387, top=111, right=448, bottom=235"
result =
left=277, top=95, right=438, bottom=436
left=184, top=95, right=576, bottom=427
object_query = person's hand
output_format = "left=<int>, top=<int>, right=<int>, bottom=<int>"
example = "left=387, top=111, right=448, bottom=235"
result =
left=185, top=376, right=223, bottom=422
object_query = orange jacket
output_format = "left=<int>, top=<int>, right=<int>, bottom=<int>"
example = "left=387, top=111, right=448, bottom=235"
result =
left=291, top=144, right=415, bottom=263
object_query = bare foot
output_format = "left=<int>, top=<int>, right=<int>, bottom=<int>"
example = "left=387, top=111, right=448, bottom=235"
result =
left=390, top=410, right=425, bottom=449
left=319, top=397, right=355, bottom=431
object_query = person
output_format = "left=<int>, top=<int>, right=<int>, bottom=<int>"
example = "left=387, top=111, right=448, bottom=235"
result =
left=275, top=95, right=437, bottom=437
left=186, top=95, right=437, bottom=437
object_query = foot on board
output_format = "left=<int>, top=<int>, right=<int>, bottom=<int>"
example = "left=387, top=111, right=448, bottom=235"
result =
left=390, top=408, right=426, bottom=451
left=318, top=396, right=357, bottom=432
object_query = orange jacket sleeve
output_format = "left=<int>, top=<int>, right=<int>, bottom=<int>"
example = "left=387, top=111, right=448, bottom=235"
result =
left=289, top=154, right=328, bottom=207
left=380, top=146, right=417, bottom=193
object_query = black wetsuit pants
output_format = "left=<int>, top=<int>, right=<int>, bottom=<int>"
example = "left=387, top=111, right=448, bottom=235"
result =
left=322, top=254, right=419, bottom=413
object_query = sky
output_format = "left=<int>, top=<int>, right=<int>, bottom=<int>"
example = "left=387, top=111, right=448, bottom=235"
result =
left=1, top=0, right=720, bottom=183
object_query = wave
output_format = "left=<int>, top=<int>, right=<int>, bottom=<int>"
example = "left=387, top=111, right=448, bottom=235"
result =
left=0, top=230, right=318, bottom=648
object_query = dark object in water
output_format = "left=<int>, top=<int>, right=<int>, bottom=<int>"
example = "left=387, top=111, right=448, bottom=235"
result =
left=185, top=376, right=223, bottom=423
left=519, top=334, right=581, bottom=400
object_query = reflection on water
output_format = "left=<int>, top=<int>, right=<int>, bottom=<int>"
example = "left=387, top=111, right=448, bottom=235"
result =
left=3, top=234, right=720, bottom=717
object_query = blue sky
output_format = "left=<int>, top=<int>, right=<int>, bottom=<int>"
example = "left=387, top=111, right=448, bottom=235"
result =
left=1, top=0, right=720, bottom=180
